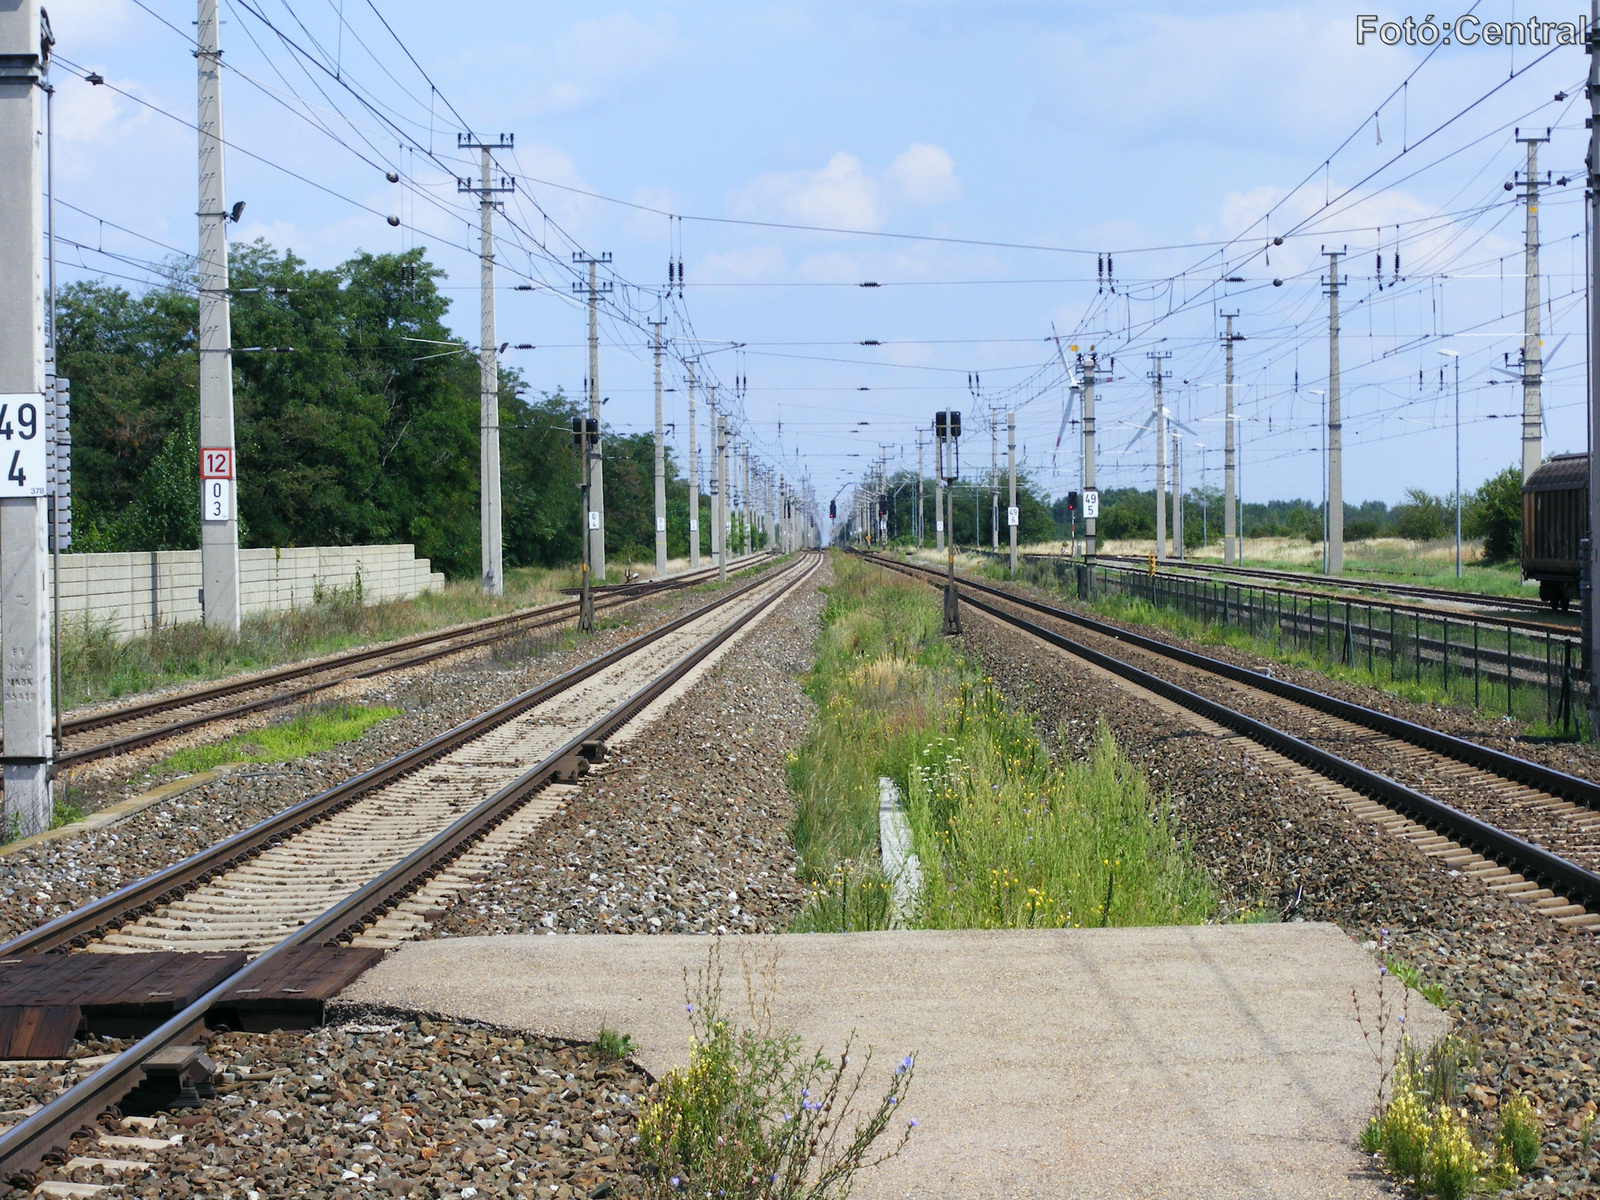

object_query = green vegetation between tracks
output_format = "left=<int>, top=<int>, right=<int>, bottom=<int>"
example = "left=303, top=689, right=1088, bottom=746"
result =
left=151, top=701, right=400, bottom=777
left=789, top=553, right=1214, bottom=932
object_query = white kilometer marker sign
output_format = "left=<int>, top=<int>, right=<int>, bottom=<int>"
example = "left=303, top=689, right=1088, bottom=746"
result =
left=0, top=396, right=46, bottom=498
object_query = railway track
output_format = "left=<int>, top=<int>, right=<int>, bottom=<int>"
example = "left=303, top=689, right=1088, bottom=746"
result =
left=866, top=552, right=1600, bottom=930
left=0, top=552, right=817, bottom=1187
left=1085, top=552, right=1555, bottom=618
left=44, top=554, right=772, bottom=769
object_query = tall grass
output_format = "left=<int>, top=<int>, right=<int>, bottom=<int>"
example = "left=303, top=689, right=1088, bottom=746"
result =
left=905, top=695, right=1214, bottom=928
left=790, top=553, right=1214, bottom=931
left=59, top=565, right=577, bottom=708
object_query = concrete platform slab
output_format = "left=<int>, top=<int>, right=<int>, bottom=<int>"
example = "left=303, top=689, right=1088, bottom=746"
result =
left=343, top=924, right=1448, bottom=1199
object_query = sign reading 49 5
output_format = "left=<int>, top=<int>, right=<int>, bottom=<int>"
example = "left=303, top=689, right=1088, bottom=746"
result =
left=0, top=395, right=47, bottom=498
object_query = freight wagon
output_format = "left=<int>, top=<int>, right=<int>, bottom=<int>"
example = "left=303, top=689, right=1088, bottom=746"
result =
left=1522, top=452, right=1587, bottom=609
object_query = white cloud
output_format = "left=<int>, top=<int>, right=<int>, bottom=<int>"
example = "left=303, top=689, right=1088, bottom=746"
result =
left=524, top=12, right=678, bottom=116
left=1029, top=9, right=1398, bottom=149
left=886, top=143, right=960, bottom=204
left=1206, top=181, right=1517, bottom=279
left=697, top=245, right=788, bottom=283
left=734, top=151, right=883, bottom=230
left=730, top=143, right=960, bottom=231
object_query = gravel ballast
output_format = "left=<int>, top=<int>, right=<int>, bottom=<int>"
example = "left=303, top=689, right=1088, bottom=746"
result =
left=41, top=1014, right=648, bottom=1200
left=425, top=561, right=828, bottom=940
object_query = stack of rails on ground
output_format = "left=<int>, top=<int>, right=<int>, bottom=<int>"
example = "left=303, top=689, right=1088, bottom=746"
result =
left=12, top=3, right=1600, bottom=1197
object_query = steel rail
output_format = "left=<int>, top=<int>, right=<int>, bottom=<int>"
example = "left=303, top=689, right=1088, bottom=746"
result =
left=62, top=558, right=747, bottom=737
left=52, top=558, right=772, bottom=767
left=3, top=557, right=805, bottom=958
left=869, top=553, right=1600, bottom=812
left=939, top=583, right=1600, bottom=915
left=0, top=551, right=817, bottom=1185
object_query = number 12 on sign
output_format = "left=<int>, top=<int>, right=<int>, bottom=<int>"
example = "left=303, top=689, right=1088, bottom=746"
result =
left=203, top=479, right=231, bottom=522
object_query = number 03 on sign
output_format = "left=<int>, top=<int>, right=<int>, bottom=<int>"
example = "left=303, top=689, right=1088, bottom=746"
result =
left=0, top=395, right=47, bottom=498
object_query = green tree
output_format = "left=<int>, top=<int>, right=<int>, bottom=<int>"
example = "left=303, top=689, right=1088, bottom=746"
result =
left=1466, top=465, right=1522, bottom=562
left=1394, top=488, right=1449, bottom=541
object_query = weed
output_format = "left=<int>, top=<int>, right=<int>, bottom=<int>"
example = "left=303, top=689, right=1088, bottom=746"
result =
left=1232, top=905, right=1280, bottom=924
left=791, top=860, right=894, bottom=933
left=1494, top=1094, right=1541, bottom=1173
left=637, top=944, right=915, bottom=1199
left=1385, top=957, right=1452, bottom=1010
left=151, top=702, right=399, bottom=776
left=1362, top=1048, right=1495, bottom=1199
left=595, top=1025, right=635, bottom=1062
left=49, top=796, right=84, bottom=831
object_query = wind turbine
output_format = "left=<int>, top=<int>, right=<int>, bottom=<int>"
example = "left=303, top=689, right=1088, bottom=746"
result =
left=1050, top=326, right=1082, bottom=470
left=1488, top=333, right=1568, bottom=448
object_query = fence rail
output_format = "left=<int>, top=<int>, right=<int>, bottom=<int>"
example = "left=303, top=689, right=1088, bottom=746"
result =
left=1012, top=557, right=1585, bottom=734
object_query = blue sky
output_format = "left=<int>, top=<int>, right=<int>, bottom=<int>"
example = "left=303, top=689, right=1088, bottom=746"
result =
left=40, top=1, right=1592, bottom=516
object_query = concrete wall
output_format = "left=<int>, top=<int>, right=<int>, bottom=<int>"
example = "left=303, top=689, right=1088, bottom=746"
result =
left=54, top=544, right=446, bottom=639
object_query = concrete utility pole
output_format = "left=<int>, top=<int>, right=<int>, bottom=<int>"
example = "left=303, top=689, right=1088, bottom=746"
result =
left=573, top=252, right=611, bottom=581
left=1172, top=432, right=1184, bottom=560
left=1082, top=349, right=1098, bottom=561
left=651, top=322, right=667, bottom=577
left=1007, top=411, right=1017, bottom=578
left=460, top=134, right=514, bottom=595
left=197, top=0, right=240, bottom=629
left=990, top=413, right=999, bottom=552
left=0, top=0, right=54, bottom=837
left=1587, top=0, right=1600, bottom=735
left=1325, top=249, right=1345, bottom=574
left=1148, top=353, right=1170, bottom=561
left=1520, top=130, right=1550, bottom=480
left=715, top=409, right=727, bottom=581
left=686, top=362, right=699, bottom=569
left=708, top=396, right=720, bottom=568
left=1222, top=316, right=1241, bottom=565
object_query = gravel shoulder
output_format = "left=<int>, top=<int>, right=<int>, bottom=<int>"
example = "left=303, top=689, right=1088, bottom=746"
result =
left=957, top=606, right=1600, bottom=1198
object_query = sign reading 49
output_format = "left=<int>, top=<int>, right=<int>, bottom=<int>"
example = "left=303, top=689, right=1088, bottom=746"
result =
left=0, top=395, right=47, bottom=498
